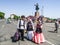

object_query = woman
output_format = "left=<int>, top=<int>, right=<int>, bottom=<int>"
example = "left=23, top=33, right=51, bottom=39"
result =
left=26, top=18, right=34, bottom=40
left=33, top=18, right=45, bottom=44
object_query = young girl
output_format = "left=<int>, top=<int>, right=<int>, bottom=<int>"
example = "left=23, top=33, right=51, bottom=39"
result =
left=26, top=18, right=34, bottom=40
left=33, top=18, right=45, bottom=44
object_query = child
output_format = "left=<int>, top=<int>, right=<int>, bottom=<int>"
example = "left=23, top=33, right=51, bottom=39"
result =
left=33, top=18, right=45, bottom=44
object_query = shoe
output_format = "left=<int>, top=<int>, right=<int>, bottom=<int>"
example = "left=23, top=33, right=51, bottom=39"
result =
left=54, top=31, right=58, bottom=33
left=21, top=39, right=24, bottom=41
left=56, top=31, right=58, bottom=33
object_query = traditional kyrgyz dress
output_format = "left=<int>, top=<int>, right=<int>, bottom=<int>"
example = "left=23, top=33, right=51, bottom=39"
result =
left=32, top=22, right=45, bottom=44
left=27, top=21, right=34, bottom=40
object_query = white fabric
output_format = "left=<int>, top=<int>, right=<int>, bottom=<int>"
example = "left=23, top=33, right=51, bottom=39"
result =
left=17, top=20, right=20, bottom=29
left=17, top=20, right=25, bottom=29
left=20, top=20, right=24, bottom=29
left=41, top=25, right=43, bottom=28
left=20, top=20, right=24, bottom=25
left=31, top=21, right=34, bottom=30
left=27, top=31, right=34, bottom=40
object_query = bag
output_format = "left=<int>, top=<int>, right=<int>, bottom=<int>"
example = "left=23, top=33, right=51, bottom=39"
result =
left=12, top=31, right=20, bottom=42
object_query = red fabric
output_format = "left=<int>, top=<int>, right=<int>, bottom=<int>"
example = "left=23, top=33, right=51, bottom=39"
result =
left=32, top=32, right=45, bottom=44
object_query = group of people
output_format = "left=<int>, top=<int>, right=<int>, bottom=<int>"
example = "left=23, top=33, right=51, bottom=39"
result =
left=16, top=15, right=45, bottom=44
left=15, top=15, right=59, bottom=44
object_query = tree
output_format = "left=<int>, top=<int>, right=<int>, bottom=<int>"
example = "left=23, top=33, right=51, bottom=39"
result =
left=10, top=14, right=20, bottom=20
left=14, top=15, right=19, bottom=20
left=0, top=12, right=5, bottom=19
left=8, top=17, right=11, bottom=19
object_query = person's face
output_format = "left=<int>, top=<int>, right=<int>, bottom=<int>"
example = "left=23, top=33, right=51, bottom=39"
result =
left=22, top=17, right=25, bottom=20
left=28, top=18, right=30, bottom=22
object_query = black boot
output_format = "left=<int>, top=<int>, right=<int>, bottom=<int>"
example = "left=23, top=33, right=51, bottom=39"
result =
left=54, top=30, right=58, bottom=33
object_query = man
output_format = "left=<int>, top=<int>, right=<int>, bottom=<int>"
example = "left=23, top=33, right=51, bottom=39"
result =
left=54, top=20, right=59, bottom=33
left=17, top=15, right=25, bottom=41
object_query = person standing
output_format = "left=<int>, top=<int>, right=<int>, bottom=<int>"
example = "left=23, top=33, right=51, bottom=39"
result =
left=26, top=17, right=34, bottom=40
left=33, top=18, right=45, bottom=44
left=54, top=20, right=59, bottom=33
left=17, top=15, right=25, bottom=41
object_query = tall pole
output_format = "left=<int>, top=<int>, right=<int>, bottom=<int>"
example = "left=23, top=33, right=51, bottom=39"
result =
left=41, top=0, right=44, bottom=23
left=41, top=6, right=44, bottom=16
left=41, top=0, right=44, bottom=16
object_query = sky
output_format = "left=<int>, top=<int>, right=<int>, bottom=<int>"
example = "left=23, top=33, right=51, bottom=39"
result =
left=0, top=0, right=60, bottom=19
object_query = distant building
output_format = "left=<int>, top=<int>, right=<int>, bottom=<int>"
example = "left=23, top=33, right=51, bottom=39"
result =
left=10, top=14, right=15, bottom=19
left=43, top=17, right=48, bottom=22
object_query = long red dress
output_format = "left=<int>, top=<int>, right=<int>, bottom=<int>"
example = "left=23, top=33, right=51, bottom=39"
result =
left=32, top=23, right=45, bottom=44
